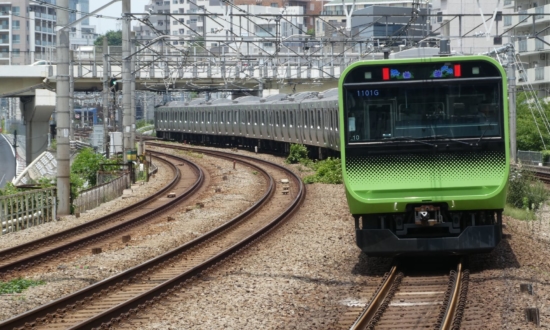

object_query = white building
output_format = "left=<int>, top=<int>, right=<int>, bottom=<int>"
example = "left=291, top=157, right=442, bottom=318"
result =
left=503, top=0, right=550, bottom=98
left=431, top=0, right=504, bottom=54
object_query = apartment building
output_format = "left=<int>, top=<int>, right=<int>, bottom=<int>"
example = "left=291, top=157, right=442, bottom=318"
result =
left=431, top=0, right=504, bottom=54
left=0, top=0, right=95, bottom=65
left=503, top=0, right=550, bottom=98
left=134, top=0, right=304, bottom=56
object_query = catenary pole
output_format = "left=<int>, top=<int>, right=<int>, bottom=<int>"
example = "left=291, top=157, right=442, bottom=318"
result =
left=508, top=46, right=517, bottom=164
left=103, top=37, right=110, bottom=158
left=56, top=0, right=70, bottom=215
left=122, top=0, right=132, bottom=164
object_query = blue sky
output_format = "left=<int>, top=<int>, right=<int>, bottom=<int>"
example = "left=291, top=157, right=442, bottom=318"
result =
left=89, top=0, right=150, bottom=34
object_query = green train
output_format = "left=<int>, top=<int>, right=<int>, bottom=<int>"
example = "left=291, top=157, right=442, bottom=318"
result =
left=339, top=56, right=509, bottom=255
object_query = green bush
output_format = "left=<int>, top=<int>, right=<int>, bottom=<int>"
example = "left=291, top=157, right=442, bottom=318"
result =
left=507, top=166, right=548, bottom=210
left=303, top=158, right=343, bottom=184
left=286, top=144, right=308, bottom=164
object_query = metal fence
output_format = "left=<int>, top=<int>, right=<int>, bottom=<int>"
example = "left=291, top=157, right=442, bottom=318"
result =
left=74, top=173, right=131, bottom=214
left=74, top=160, right=159, bottom=214
left=0, top=188, right=56, bottom=235
left=518, top=150, right=543, bottom=166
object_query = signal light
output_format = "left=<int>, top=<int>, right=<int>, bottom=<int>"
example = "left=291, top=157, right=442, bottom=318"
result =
left=454, top=64, right=461, bottom=77
left=382, top=68, right=390, bottom=80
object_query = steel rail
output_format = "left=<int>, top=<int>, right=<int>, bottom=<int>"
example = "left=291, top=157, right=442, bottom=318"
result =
left=0, top=148, right=294, bottom=329
left=349, top=265, right=399, bottom=330
left=440, top=259, right=464, bottom=330
left=0, top=151, right=197, bottom=276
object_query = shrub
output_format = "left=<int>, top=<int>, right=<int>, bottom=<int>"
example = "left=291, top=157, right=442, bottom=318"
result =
left=507, top=166, right=548, bottom=210
left=286, top=144, right=308, bottom=164
left=303, top=157, right=343, bottom=184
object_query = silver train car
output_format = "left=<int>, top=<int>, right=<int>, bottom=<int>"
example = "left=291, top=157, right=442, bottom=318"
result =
left=155, top=89, right=340, bottom=157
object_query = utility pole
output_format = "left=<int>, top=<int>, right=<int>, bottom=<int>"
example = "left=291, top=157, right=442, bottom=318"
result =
left=130, top=31, right=136, bottom=151
left=56, top=0, right=70, bottom=215
left=122, top=0, right=132, bottom=164
left=508, top=45, right=517, bottom=164
left=13, top=130, right=16, bottom=175
left=69, top=50, right=74, bottom=141
left=102, top=37, right=110, bottom=158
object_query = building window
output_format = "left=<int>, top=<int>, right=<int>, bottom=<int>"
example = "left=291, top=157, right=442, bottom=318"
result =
left=263, top=42, right=273, bottom=47
left=271, top=3, right=277, bottom=7
left=12, top=20, right=19, bottom=30
left=172, top=31, right=178, bottom=35
left=12, top=35, right=20, bottom=44
left=310, top=3, right=314, bottom=10
left=179, top=29, right=185, bottom=34
left=12, top=6, right=19, bottom=15
left=12, top=48, right=20, bottom=57
left=173, top=20, right=178, bottom=25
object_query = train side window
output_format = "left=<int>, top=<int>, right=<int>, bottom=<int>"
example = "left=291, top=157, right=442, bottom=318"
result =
left=317, top=110, right=321, bottom=129
left=234, top=111, right=238, bottom=124
left=276, top=112, right=280, bottom=127
left=248, top=111, right=251, bottom=124
left=304, top=110, right=308, bottom=128
left=282, top=111, right=286, bottom=127
left=261, top=111, right=265, bottom=125
left=254, top=111, right=258, bottom=125
left=208, top=112, right=212, bottom=123
left=310, top=110, right=314, bottom=128
left=290, top=111, right=294, bottom=127
left=228, top=111, right=232, bottom=124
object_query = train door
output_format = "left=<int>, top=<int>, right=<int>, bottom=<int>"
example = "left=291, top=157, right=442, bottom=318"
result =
left=260, top=107, right=267, bottom=138
left=246, top=108, right=252, bottom=137
left=288, top=104, right=297, bottom=143
left=274, top=106, right=280, bottom=140
left=315, top=107, right=323, bottom=145
left=333, top=100, right=340, bottom=149
left=253, top=107, right=259, bottom=137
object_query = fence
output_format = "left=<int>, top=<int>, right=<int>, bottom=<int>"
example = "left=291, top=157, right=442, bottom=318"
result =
left=74, top=160, right=159, bottom=214
left=74, top=173, right=130, bottom=214
left=518, top=150, right=543, bottom=166
left=0, top=188, right=56, bottom=235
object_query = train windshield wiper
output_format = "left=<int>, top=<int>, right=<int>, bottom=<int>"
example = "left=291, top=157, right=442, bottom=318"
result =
left=429, top=135, right=473, bottom=146
left=383, top=136, right=437, bottom=147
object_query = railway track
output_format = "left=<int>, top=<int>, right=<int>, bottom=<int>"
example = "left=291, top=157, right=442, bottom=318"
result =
left=0, top=151, right=202, bottom=279
left=349, top=259, right=469, bottom=330
left=1, top=147, right=305, bottom=329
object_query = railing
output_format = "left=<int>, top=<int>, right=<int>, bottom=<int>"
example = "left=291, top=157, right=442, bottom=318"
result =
left=536, top=6, right=545, bottom=20
left=74, top=173, right=130, bottom=214
left=519, top=39, right=528, bottom=52
left=535, top=67, right=545, bottom=81
left=0, top=188, right=56, bottom=235
left=74, top=161, right=158, bottom=214
left=518, top=150, right=543, bottom=166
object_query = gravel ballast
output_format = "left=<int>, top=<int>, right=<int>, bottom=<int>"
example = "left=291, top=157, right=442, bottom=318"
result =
left=1, top=143, right=549, bottom=329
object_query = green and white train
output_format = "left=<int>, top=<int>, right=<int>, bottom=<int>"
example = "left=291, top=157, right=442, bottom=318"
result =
left=155, top=55, right=509, bottom=256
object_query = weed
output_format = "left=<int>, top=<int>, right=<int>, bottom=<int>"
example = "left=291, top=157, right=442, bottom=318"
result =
left=0, top=278, right=46, bottom=295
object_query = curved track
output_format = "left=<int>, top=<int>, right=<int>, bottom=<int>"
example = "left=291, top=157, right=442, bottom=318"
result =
left=349, top=259, right=468, bottom=330
left=0, top=151, right=202, bottom=278
left=0, top=146, right=305, bottom=330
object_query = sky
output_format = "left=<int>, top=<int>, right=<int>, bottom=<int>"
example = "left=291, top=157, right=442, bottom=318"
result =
left=89, top=0, right=150, bottom=35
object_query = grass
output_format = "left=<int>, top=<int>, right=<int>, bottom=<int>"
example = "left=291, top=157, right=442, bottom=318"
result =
left=503, top=204, right=537, bottom=221
left=0, top=278, right=46, bottom=295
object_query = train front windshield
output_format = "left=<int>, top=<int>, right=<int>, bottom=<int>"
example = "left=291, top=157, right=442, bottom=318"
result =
left=342, top=60, right=504, bottom=145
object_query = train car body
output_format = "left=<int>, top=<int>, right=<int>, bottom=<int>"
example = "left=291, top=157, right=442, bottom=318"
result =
left=155, top=55, right=508, bottom=256
left=155, top=90, right=340, bottom=157
left=339, top=56, right=509, bottom=256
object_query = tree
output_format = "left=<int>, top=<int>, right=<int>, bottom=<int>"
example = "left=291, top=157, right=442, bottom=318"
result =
left=71, top=148, right=106, bottom=186
left=94, top=30, right=122, bottom=46
left=516, top=92, right=550, bottom=151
